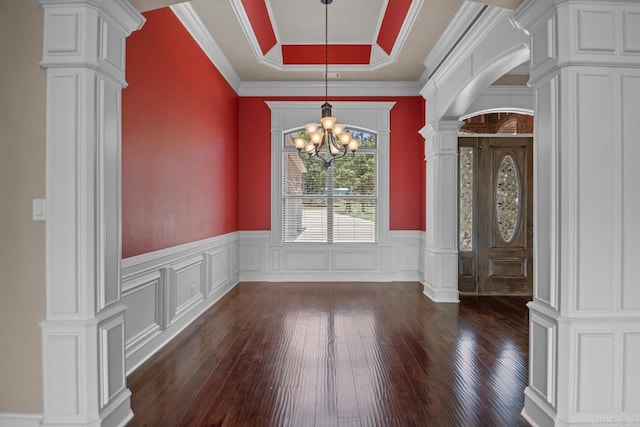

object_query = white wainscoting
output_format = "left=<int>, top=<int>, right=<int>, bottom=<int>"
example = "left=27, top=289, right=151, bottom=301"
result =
left=121, top=232, right=239, bottom=373
left=239, top=230, right=424, bottom=282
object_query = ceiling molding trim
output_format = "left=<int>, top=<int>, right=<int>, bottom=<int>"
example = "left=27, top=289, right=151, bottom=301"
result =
left=372, top=0, right=391, bottom=48
left=419, top=1, right=486, bottom=87
left=229, top=0, right=285, bottom=71
left=240, top=0, right=277, bottom=54
left=376, top=0, right=414, bottom=54
left=263, top=0, right=281, bottom=42
left=227, top=0, right=423, bottom=71
left=170, top=3, right=241, bottom=93
left=383, top=0, right=424, bottom=65
left=229, top=0, right=267, bottom=67
left=239, top=80, right=420, bottom=97
left=512, top=0, right=555, bottom=33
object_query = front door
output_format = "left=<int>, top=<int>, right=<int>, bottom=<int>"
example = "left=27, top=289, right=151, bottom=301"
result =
left=458, top=137, right=533, bottom=295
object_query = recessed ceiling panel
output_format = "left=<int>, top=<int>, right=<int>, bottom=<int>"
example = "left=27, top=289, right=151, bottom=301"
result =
left=282, top=44, right=372, bottom=65
left=190, top=0, right=464, bottom=81
left=269, top=0, right=385, bottom=44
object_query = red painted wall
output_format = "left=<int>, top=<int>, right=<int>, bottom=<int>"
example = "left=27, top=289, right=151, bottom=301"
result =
left=389, top=97, right=426, bottom=231
left=238, top=96, right=425, bottom=231
left=122, top=8, right=239, bottom=258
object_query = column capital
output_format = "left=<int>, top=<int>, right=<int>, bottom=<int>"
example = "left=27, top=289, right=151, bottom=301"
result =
left=421, top=119, right=462, bottom=159
left=36, top=0, right=144, bottom=84
left=515, top=0, right=640, bottom=85
left=420, top=119, right=463, bottom=138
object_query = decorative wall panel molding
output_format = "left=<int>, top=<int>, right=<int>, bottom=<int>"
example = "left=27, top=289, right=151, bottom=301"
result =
left=529, top=308, right=556, bottom=407
left=121, top=271, right=163, bottom=357
left=238, top=231, right=423, bottom=282
left=121, top=233, right=239, bottom=374
left=576, top=333, right=615, bottom=413
left=207, top=247, right=231, bottom=296
left=98, top=312, right=127, bottom=410
left=623, top=12, right=640, bottom=54
left=623, top=332, right=640, bottom=411
left=166, top=256, right=205, bottom=324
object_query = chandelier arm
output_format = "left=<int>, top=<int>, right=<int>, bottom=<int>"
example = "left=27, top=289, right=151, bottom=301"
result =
left=329, top=148, right=350, bottom=161
left=297, top=149, right=335, bottom=169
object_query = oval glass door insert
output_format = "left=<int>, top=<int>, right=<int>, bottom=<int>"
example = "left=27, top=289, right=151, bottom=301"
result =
left=495, top=154, right=521, bottom=243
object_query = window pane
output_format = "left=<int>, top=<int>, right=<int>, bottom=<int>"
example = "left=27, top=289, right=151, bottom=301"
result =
left=283, top=128, right=378, bottom=244
left=284, top=153, right=306, bottom=195
left=283, top=197, right=328, bottom=242
left=332, top=153, right=376, bottom=195
left=333, top=198, right=376, bottom=242
left=350, top=129, right=376, bottom=147
left=459, top=147, right=474, bottom=251
left=496, top=154, right=521, bottom=243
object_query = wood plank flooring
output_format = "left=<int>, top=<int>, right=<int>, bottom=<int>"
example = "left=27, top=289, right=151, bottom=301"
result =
left=127, top=282, right=530, bottom=427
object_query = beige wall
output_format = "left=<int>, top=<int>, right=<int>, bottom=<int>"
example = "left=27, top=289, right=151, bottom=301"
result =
left=129, top=0, right=186, bottom=12
left=0, top=0, right=46, bottom=414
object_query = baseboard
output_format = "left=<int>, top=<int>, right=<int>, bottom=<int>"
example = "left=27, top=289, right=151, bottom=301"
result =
left=422, top=281, right=459, bottom=303
left=0, top=413, right=42, bottom=427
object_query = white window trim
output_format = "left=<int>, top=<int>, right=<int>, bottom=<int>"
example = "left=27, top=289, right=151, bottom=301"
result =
left=267, top=101, right=394, bottom=247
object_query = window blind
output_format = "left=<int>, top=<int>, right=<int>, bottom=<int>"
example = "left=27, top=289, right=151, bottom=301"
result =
left=282, top=131, right=378, bottom=243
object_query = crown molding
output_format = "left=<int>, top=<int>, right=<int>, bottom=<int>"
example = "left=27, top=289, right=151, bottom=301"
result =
left=170, top=2, right=242, bottom=94
left=229, top=0, right=272, bottom=69
left=419, top=1, right=486, bottom=86
left=513, top=0, right=556, bottom=33
left=229, top=0, right=425, bottom=73
left=370, top=0, right=425, bottom=71
left=239, top=80, right=420, bottom=97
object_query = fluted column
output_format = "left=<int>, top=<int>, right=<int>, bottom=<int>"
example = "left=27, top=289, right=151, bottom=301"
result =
left=35, top=1, right=144, bottom=425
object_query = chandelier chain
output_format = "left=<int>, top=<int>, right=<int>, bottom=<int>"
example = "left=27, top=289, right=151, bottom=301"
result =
left=324, top=0, right=328, bottom=102
left=291, top=0, right=359, bottom=169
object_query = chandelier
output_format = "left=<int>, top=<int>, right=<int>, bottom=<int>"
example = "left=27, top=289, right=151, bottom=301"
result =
left=292, top=0, right=359, bottom=169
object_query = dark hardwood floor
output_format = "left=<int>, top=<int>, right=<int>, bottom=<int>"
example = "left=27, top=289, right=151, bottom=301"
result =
left=127, top=282, right=530, bottom=427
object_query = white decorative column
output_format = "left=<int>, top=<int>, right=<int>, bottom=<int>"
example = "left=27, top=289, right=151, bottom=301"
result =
left=36, top=1, right=144, bottom=426
left=419, top=119, right=461, bottom=302
left=515, top=1, right=640, bottom=426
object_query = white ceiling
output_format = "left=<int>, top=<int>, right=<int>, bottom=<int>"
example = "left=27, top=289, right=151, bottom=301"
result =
left=130, top=0, right=524, bottom=83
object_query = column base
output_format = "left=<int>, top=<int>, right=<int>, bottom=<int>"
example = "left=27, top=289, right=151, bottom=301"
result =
left=422, top=247, right=459, bottom=303
left=521, top=387, right=555, bottom=427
